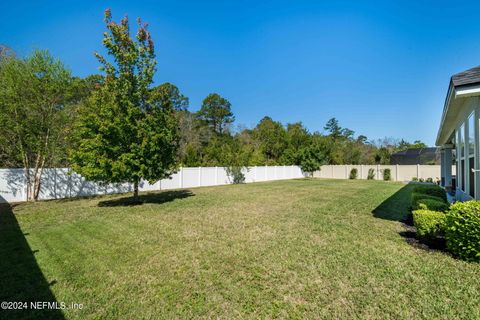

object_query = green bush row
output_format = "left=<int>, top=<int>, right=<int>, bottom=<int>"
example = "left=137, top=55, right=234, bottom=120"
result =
left=412, top=198, right=480, bottom=262
left=445, top=201, right=480, bottom=262
left=412, top=209, right=446, bottom=239
left=411, top=192, right=449, bottom=212
left=412, top=184, right=447, bottom=202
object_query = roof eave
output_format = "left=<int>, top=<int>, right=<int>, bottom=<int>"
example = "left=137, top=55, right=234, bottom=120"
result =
left=435, top=81, right=454, bottom=146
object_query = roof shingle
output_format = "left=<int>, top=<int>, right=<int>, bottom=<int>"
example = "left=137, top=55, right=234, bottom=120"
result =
left=451, top=66, right=480, bottom=88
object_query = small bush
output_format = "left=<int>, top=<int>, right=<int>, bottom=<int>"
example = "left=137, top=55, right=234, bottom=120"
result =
left=226, top=166, right=246, bottom=184
left=411, top=192, right=449, bottom=212
left=411, top=177, right=418, bottom=182
left=413, top=184, right=447, bottom=202
left=426, top=177, right=433, bottom=183
left=445, top=201, right=480, bottom=262
left=413, top=209, right=446, bottom=239
left=419, top=178, right=425, bottom=182
left=414, top=199, right=450, bottom=212
left=367, top=168, right=375, bottom=180
left=383, top=168, right=391, bottom=181
left=349, top=168, right=358, bottom=180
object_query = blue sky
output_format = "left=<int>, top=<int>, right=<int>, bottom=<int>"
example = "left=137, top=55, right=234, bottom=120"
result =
left=2, top=1, right=480, bottom=145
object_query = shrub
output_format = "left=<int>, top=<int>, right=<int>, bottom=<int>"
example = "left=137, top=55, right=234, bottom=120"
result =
left=226, top=166, right=246, bottom=184
left=413, top=209, right=446, bottom=239
left=411, top=192, right=449, bottom=212
left=367, top=168, right=375, bottom=180
left=383, top=168, right=391, bottom=181
left=419, top=178, right=425, bottom=182
left=349, top=168, right=358, bottom=180
left=413, top=184, right=447, bottom=202
left=411, top=177, right=418, bottom=182
left=426, top=177, right=433, bottom=183
left=445, top=201, right=480, bottom=262
left=414, top=199, right=450, bottom=212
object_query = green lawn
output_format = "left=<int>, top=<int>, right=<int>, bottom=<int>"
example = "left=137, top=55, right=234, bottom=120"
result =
left=1, top=179, right=479, bottom=319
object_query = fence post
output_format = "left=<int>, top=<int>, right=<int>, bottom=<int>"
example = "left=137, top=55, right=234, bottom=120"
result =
left=215, top=166, right=218, bottom=185
left=376, top=164, right=380, bottom=180
left=179, top=167, right=183, bottom=188
left=396, top=164, right=399, bottom=181
left=266, top=164, right=268, bottom=180
left=198, top=167, right=202, bottom=186
left=417, top=164, right=420, bottom=179
left=254, top=166, right=257, bottom=182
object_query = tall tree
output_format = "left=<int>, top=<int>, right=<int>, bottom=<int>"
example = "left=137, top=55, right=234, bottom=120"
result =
left=71, top=9, right=179, bottom=201
left=197, top=93, right=234, bottom=134
left=281, top=122, right=310, bottom=165
left=324, top=117, right=342, bottom=139
left=252, top=116, right=287, bottom=164
left=150, top=82, right=189, bottom=111
left=0, top=50, right=73, bottom=200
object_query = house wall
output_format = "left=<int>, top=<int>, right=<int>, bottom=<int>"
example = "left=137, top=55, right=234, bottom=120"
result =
left=450, top=97, right=480, bottom=201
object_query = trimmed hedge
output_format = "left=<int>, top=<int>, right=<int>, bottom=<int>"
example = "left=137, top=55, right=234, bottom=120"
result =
left=349, top=168, right=357, bottom=180
left=445, top=201, right=480, bottom=262
left=413, top=209, right=446, bottom=239
left=411, top=192, right=449, bottom=211
left=383, top=168, right=391, bottom=181
left=412, top=184, right=447, bottom=202
left=413, top=199, right=450, bottom=212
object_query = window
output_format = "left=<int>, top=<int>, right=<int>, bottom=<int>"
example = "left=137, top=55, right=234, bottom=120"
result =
left=459, top=124, right=465, bottom=192
left=468, top=114, right=476, bottom=197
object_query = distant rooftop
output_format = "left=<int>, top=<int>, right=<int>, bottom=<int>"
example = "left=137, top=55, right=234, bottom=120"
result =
left=451, top=66, right=480, bottom=88
left=390, top=147, right=439, bottom=165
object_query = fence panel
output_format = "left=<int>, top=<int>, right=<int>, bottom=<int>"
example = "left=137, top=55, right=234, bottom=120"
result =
left=313, top=164, right=452, bottom=182
left=0, top=166, right=305, bottom=203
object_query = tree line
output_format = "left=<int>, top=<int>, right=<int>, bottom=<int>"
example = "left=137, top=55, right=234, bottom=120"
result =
left=0, top=10, right=426, bottom=201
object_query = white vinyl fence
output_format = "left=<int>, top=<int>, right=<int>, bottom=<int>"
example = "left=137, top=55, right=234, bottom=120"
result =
left=0, top=166, right=304, bottom=203
left=314, top=164, right=455, bottom=181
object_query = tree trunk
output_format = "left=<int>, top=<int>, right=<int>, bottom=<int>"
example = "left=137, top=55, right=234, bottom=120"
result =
left=133, top=180, right=139, bottom=202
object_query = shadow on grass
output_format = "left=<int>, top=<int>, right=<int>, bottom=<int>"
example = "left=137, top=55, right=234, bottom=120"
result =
left=97, top=189, right=194, bottom=207
left=0, top=201, right=65, bottom=320
left=371, top=184, right=448, bottom=253
left=372, top=184, right=414, bottom=222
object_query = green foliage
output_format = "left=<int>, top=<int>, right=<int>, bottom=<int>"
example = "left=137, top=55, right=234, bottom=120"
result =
left=299, top=136, right=328, bottom=175
left=412, top=209, right=446, bottom=239
left=0, top=50, right=74, bottom=199
left=413, top=184, right=447, bottom=202
left=324, top=117, right=342, bottom=139
left=411, top=177, right=418, bottom=182
left=367, top=168, right=375, bottom=180
left=197, top=93, right=234, bottom=134
left=252, top=117, right=287, bottom=164
left=426, top=177, right=433, bottom=183
left=445, top=201, right=480, bottom=262
left=225, top=166, right=246, bottom=184
left=349, top=168, right=358, bottom=179
left=151, top=82, right=189, bottom=111
left=70, top=10, right=178, bottom=199
left=411, top=192, right=449, bottom=211
left=414, top=199, right=450, bottom=212
left=383, top=168, right=391, bottom=181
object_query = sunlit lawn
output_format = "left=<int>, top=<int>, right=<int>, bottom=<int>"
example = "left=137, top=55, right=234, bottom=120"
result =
left=1, top=179, right=479, bottom=319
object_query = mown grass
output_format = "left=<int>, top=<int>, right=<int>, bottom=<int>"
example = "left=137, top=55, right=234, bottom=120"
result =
left=1, top=179, right=479, bottom=319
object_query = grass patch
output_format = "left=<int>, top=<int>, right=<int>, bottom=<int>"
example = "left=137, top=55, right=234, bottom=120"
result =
left=1, top=179, right=479, bottom=319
